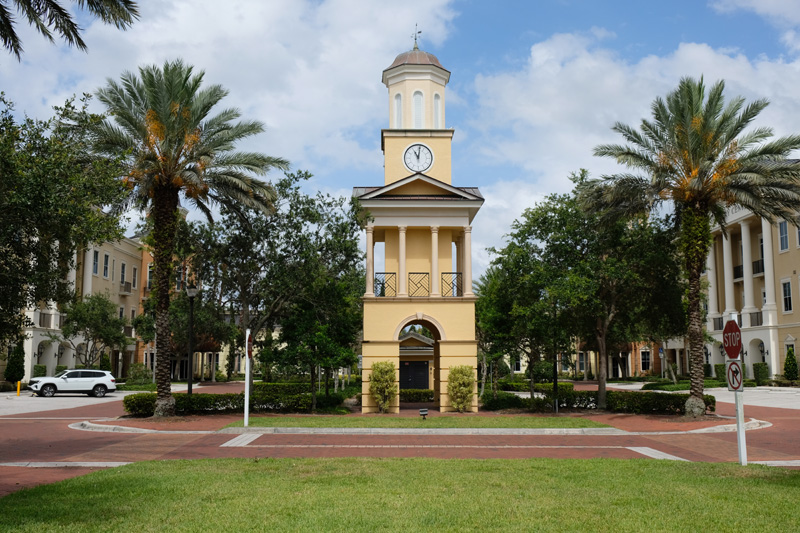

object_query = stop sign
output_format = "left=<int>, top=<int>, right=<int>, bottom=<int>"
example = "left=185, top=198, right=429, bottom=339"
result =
left=722, top=320, right=742, bottom=358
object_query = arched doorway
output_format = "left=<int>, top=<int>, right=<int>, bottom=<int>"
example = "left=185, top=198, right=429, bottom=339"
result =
left=394, top=314, right=445, bottom=409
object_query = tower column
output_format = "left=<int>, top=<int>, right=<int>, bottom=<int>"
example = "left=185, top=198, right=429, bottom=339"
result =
left=740, top=220, right=756, bottom=326
left=398, top=225, right=407, bottom=296
left=722, top=233, right=736, bottom=320
left=706, top=242, right=720, bottom=330
left=431, top=226, right=440, bottom=296
left=365, top=225, right=374, bottom=296
left=761, top=218, right=778, bottom=325
left=463, top=226, right=473, bottom=297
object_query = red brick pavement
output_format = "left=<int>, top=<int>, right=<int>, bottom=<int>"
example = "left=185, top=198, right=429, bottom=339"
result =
left=2, top=381, right=798, bottom=498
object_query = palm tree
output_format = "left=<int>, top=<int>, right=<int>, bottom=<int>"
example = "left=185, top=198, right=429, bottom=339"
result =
left=584, top=76, right=800, bottom=416
left=93, top=59, right=289, bottom=416
left=1, top=0, right=139, bottom=60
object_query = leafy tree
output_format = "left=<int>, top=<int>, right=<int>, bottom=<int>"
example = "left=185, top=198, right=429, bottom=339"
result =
left=784, top=347, right=798, bottom=381
left=1, top=0, right=139, bottom=59
left=50, top=292, right=127, bottom=368
left=0, top=95, right=125, bottom=345
left=3, top=340, right=25, bottom=382
left=369, top=361, right=397, bottom=414
left=585, top=77, right=800, bottom=416
left=92, top=59, right=288, bottom=416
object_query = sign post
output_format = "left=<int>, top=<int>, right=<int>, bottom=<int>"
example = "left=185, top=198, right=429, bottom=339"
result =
left=244, top=329, right=253, bottom=427
left=723, top=320, right=747, bottom=465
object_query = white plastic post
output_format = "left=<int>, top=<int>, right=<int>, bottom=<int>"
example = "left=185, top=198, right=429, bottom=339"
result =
left=244, top=328, right=251, bottom=428
left=735, top=390, right=747, bottom=465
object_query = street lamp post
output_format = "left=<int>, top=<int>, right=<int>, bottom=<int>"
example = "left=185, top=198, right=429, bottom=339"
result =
left=186, top=284, right=199, bottom=396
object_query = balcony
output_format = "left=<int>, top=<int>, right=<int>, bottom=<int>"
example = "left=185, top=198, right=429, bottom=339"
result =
left=712, top=317, right=724, bottom=331
left=374, top=272, right=397, bottom=297
left=752, top=259, right=764, bottom=275
left=442, top=272, right=463, bottom=297
left=750, top=311, right=763, bottom=327
left=119, top=281, right=132, bottom=295
left=733, top=264, right=743, bottom=280
left=408, top=273, right=430, bottom=297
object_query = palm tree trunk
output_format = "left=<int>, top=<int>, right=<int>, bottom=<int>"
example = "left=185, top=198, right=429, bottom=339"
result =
left=683, top=208, right=711, bottom=417
left=153, top=186, right=179, bottom=417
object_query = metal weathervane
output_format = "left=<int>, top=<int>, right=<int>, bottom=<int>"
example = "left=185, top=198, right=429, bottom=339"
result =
left=412, top=24, right=421, bottom=50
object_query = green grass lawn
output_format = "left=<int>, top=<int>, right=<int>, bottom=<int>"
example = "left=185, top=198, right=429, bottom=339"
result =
left=1, top=458, right=798, bottom=532
left=227, top=415, right=609, bottom=429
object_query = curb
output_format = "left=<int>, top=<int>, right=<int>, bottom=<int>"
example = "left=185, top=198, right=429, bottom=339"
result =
left=69, top=417, right=772, bottom=436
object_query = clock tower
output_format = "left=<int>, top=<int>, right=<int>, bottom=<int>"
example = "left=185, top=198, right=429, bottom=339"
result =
left=354, top=43, right=483, bottom=413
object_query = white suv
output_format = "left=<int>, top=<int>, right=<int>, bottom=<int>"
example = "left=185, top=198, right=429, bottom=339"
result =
left=29, top=369, right=117, bottom=398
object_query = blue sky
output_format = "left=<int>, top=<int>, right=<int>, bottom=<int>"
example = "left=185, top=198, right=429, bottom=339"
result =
left=3, top=0, right=800, bottom=275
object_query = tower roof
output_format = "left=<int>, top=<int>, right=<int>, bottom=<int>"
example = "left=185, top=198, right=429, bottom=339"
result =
left=384, top=47, right=449, bottom=72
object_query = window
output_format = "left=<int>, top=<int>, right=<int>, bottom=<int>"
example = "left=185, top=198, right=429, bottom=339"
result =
left=132, top=266, right=138, bottom=289
left=103, top=254, right=110, bottom=278
left=578, top=352, right=585, bottom=372
left=131, top=309, right=136, bottom=322
left=119, top=307, right=124, bottom=320
left=779, top=221, right=789, bottom=251
left=763, top=287, right=767, bottom=305
left=120, top=263, right=126, bottom=284
left=111, top=259, right=115, bottom=281
left=413, top=91, right=423, bottom=128
left=394, top=93, right=402, bottom=128
left=176, top=264, right=185, bottom=291
left=513, top=359, right=521, bottom=373
left=782, top=280, right=793, bottom=312
left=433, top=93, right=441, bottom=128
left=641, top=350, right=651, bottom=372
left=147, top=263, right=153, bottom=289
left=92, top=250, right=99, bottom=275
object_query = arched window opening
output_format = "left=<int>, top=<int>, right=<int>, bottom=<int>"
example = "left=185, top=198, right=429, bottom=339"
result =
left=413, top=91, right=423, bottom=128
left=394, top=93, right=402, bottom=128
left=433, top=93, right=441, bottom=129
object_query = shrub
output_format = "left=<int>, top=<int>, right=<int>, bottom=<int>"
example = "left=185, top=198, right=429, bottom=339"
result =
left=369, top=361, right=397, bottom=413
left=99, top=354, right=111, bottom=371
left=399, top=389, right=434, bottom=402
left=214, top=370, right=228, bottom=382
left=55, top=365, right=67, bottom=374
left=605, top=391, right=715, bottom=414
left=33, top=364, right=46, bottom=377
left=448, top=365, right=475, bottom=413
left=530, top=360, right=553, bottom=383
left=714, top=364, right=726, bottom=379
left=703, top=364, right=712, bottom=378
left=480, top=391, right=528, bottom=410
left=533, top=382, right=574, bottom=395
left=117, top=383, right=157, bottom=392
left=497, top=380, right=529, bottom=392
left=4, top=342, right=25, bottom=383
left=752, top=362, right=769, bottom=386
left=784, top=347, right=799, bottom=381
left=126, top=363, right=153, bottom=385
left=253, top=382, right=309, bottom=395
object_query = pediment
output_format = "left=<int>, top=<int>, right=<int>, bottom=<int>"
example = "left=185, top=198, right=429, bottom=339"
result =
left=356, top=173, right=482, bottom=201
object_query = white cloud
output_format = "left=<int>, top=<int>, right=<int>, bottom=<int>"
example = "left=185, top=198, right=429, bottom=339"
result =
left=467, top=31, right=800, bottom=207
left=711, top=0, right=800, bottom=26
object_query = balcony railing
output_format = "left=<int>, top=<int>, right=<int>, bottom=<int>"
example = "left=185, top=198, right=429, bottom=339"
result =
left=750, top=311, right=763, bottom=327
left=733, top=264, right=743, bottom=279
left=374, top=272, right=397, bottom=297
left=409, top=273, right=430, bottom=297
left=712, top=317, right=724, bottom=331
left=752, top=259, right=764, bottom=275
left=737, top=314, right=742, bottom=327
left=442, top=272, right=463, bottom=297
left=119, top=281, right=132, bottom=295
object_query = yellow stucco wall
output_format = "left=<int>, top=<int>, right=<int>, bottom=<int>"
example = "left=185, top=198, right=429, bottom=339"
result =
left=384, top=135, right=452, bottom=184
left=388, top=78, right=446, bottom=130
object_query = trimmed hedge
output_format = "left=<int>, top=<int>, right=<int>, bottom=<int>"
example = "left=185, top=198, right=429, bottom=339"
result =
left=497, top=380, right=529, bottom=392
left=752, top=363, right=769, bottom=386
left=479, top=389, right=716, bottom=415
left=533, top=382, right=574, bottom=394
left=33, top=365, right=46, bottom=377
left=714, top=364, right=726, bottom=379
left=400, top=389, right=434, bottom=402
left=55, top=365, right=67, bottom=374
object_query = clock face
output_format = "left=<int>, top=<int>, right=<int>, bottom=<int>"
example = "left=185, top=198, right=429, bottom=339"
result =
left=403, top=144, right=433, bottom=173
